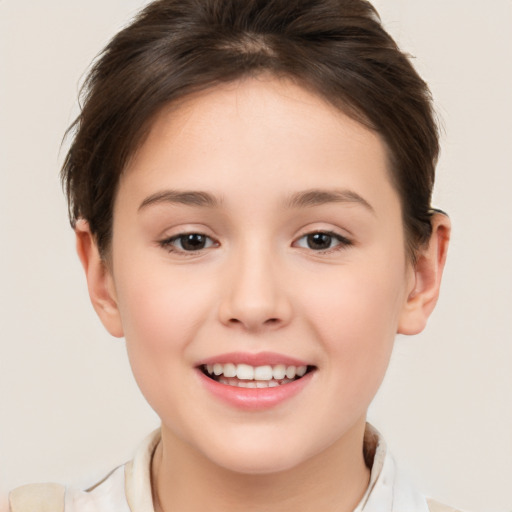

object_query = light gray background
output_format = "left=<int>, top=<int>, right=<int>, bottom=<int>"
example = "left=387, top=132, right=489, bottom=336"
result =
left=1, top=1, right=511, bottom=511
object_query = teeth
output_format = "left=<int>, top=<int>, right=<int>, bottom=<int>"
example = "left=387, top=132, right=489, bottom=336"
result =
left=296, top=365, right=307, bottom=377
left=217, top=377, right=295, bottom=388
left=254, top=365, right=273, bottom=380
left=236, top=364, right=254, bottom=380
left=223, top=363, right=237, bottom=378
left=272, top=364, right=286, bottom=380
left=205, top=363, right=310, bottom=382
left=286, top=366, right=296, bottom=379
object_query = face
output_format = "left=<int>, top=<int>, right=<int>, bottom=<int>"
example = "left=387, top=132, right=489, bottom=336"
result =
left=106, top=77, right=416, bottom=474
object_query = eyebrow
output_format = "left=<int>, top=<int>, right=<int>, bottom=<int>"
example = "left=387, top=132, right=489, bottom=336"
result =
left=138, top=187, right=374, bottom=213
left=286, top=189, right=375, bottom=214
left=138, top=190, right=220, bottom=211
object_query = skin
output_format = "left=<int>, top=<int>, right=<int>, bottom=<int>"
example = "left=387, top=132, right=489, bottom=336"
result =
left=76, top=77, right=450, bottom=512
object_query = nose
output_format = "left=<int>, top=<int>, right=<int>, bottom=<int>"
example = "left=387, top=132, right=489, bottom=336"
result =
left=217, top=244, right=293, bottom=332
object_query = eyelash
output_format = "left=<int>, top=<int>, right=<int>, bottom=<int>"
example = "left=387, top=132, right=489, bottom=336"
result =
left=294, top=231, right=353, bottom=253
left=158, top=230, right=352, bottom=255
left=158, top=233, right=218, bottom=254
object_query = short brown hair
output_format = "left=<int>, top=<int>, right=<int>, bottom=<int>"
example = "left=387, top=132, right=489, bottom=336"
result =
left=62, top=0, right=439, bottom=259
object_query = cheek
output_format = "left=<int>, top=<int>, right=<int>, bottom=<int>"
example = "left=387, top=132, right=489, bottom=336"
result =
left=113, top=263, right=218, bottom=424
left=300, top=261, right=407, bottom=389
left=113, top=258, right=214, bottom=376
left=115, top=249, right=210, bottom=331
left=305, top=269, right=404, bottom=338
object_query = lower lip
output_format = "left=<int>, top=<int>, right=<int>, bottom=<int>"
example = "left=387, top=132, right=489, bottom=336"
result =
left=197, top=369, right=314, bottom=411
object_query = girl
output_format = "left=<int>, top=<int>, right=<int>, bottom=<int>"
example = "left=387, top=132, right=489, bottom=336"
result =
left=9, top=0, right=457, bottom=510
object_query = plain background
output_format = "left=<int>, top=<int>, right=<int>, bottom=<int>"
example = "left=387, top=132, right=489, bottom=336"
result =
left=1, top=1, right=511, bottom=511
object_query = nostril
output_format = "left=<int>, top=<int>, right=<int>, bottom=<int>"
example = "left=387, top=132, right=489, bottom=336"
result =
left=228, top=317, right=279, bottom=325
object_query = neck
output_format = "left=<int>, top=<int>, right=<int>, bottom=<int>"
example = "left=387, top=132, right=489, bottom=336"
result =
left=152, top=420, right=371, bottom=512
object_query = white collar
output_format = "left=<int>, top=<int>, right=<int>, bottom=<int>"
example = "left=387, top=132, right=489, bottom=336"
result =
left=353, top=423, right=430, bottom=512
left=123, top=424, right=429, bottom=512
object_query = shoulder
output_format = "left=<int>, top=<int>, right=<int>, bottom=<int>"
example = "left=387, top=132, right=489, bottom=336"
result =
left=8, top=466, right=129, bottom=512
left=7, top=430, right=160, bottom=512
left=360, top=424, right=469, bottom=512
left=9, top=483, right=65, bottom=512
left=427, top=498, right=466, bottom=512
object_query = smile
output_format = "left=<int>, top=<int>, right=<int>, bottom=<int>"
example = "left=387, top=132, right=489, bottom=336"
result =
left=201, top=363, right=313, bottom=388
left=196, top=352, right=316, bottom=410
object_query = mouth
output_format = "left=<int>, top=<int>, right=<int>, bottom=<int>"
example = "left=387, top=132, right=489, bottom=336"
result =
left=200, top=363, right=316, bottom=388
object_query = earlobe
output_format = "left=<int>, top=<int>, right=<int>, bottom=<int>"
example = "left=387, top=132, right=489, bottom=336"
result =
left=398, top=213, right=451, bottom=335
left=75, top=219, right=124, bottom=338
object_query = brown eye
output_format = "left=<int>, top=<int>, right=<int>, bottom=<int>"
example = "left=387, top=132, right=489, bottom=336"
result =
left=306, top=233, right=333, bottom=250
left=295, top=231, right=352, bottom=252
left=179, top=234, right=208, bottom=250
left=160, top=233, right=216, bottom=252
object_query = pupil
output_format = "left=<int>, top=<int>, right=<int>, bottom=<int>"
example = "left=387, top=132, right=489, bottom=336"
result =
left=308, top=233, right=331, bottom=250
left=181, top=234, right=206, bottom=250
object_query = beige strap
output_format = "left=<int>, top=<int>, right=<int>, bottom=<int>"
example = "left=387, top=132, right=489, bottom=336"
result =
left=427, top=497, right=462, bottom=512
left=9, top=483, right=65, bottom=512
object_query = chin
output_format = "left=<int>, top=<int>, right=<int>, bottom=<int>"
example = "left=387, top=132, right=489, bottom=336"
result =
left=199, top=431, right=318, bottom=475
left=214, top=451, right=306, bottom=475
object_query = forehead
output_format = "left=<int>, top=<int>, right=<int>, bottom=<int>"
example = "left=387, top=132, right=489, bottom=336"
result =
left=120, top=77, right=397, bottom=216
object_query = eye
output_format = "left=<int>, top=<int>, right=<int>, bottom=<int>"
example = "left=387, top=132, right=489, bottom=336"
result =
left=295, top=231, right=351, bottom=252
left=159, top=233, right=217, bottom=252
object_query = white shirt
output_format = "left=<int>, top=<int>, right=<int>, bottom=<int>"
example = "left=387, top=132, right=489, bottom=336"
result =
left=61, top=424, right=442, bottom=512
left=11, top=425, right=458, bottom=512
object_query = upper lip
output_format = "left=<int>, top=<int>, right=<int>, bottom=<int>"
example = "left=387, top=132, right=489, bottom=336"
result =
left=196, top=351, right=312, bottom=368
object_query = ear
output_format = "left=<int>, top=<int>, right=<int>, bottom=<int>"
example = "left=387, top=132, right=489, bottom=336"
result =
left=398, top=212, right=451, bottom=335
left=75, top=219, right=124, bottom=338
